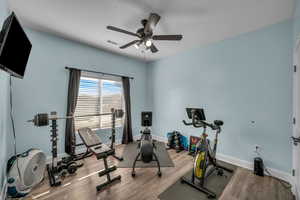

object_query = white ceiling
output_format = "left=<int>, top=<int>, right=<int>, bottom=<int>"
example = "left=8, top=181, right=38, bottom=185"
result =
left=9, top=0, right=294, bottom=61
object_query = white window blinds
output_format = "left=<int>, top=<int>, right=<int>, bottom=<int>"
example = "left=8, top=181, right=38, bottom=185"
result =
left=74, top=74, right=124, bottom=130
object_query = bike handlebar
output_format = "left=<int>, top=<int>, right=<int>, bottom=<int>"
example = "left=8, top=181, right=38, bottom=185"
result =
left=182, top=120, right=204, bottom=128
left=182, top=120, right=193, bottom=126
left=183, top=117, right=221, bottom=130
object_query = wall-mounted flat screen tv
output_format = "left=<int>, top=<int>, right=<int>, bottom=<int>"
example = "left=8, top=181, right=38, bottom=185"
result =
left=0, top=12, right=32, bottom=78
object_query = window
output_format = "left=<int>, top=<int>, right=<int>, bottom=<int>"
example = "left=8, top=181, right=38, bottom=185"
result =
left=74, top=74, right=124, bottom=130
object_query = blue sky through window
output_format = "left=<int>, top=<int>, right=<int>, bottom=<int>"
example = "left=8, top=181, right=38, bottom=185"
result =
left=102, top=81, right=122, bottom=95
left=79, top=78, right=122, bottom=95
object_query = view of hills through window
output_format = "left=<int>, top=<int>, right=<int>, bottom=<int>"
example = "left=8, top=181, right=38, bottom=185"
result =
left=74, top=76, right=124, bottom=130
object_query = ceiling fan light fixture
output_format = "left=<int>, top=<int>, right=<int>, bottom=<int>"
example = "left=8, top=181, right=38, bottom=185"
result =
left=145, top=39, right=152, bottom=47
left=106, top=13, right=182, bottom=54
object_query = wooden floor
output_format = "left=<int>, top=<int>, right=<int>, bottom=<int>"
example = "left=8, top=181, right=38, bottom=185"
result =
left=219, top=168, right=293, bottom=200
left=24, top=145, right=294, bottom=200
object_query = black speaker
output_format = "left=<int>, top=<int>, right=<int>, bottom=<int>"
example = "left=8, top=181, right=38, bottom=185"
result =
left=254, top=157, right=264, bottom=176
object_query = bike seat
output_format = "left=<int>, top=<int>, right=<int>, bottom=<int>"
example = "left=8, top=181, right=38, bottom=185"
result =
left=214, top=120, right=224, bottom=126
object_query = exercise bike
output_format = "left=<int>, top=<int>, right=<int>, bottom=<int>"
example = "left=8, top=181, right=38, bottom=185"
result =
left=181, top=108, right=233, bottom=199
left=132, top=112, right=162, bottom=177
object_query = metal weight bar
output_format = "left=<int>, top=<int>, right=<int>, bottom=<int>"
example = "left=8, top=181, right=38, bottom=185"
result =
left=28, top=109, right=124, bottom=127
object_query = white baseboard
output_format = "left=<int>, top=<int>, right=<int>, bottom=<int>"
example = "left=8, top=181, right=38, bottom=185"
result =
left=134, top=134, right=168, bottom=143
left=133, top=134, right=140, bottom=141
left=153, top=135, right=168, bottom=143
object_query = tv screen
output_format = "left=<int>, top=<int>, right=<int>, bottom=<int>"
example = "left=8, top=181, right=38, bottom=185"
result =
left=0, top=12, right=32, bottom=78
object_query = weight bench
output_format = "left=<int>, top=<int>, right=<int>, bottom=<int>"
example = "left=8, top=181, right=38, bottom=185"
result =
left=78, top=127, right=121, bottom=191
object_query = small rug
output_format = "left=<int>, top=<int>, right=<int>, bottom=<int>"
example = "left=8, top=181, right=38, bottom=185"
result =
left=158, top=161, right=236, bottom=200
left=118, top=141, right=175, bottom=168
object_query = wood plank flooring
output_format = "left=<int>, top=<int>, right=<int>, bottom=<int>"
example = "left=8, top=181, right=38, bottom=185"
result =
left=23, top=145, right=294, bottom=200
left=219, top=167, right=294, bottom=200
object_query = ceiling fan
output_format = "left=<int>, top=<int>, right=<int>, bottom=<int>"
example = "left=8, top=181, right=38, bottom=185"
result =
left=107, top=13, right=183, bottom=53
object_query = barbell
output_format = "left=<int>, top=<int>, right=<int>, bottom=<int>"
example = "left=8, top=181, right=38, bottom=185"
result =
left=28, top=109, right=124, bottom=127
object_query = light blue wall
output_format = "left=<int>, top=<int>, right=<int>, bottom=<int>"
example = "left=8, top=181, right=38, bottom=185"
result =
left=148, top=20, right=293, bottom=173
left=12, top=29, right=148, bottom=156
left=0, top=4, right=296, bottom=195
left=0, top=73, right=11, bottom=198
left=0, top=0, right=13, bottom=198
left=294, top=0, right=300, bottom=42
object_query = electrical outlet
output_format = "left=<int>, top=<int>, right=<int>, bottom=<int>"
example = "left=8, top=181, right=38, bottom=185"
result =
left=254, top=145, right=261, bottom=155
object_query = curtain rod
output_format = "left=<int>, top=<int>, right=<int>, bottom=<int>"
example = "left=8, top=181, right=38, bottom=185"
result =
left=65, top=66, right=134, bottom=80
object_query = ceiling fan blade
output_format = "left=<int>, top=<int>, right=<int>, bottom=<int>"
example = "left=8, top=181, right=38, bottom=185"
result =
left=150, top=44, right=159, bottom=53
left=107, top=26, right=140, bottom=38
left=120, top=40, right=140, bottom=49
left=152, top=35, right=183, bottom=41
left=144, top=13, right=161, bottom=34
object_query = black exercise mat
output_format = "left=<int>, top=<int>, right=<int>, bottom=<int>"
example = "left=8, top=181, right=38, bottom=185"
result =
left=158, top=161, right=236, bottom=200
left=118, top=141, right=175, bottom=168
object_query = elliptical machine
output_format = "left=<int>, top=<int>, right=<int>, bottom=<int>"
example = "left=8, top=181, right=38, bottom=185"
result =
left=181, top=108, right=233, bottom=199
left=132, top=112, right=162, bottom=177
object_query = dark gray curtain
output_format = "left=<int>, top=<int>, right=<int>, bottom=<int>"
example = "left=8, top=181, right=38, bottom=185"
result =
left=122, top=77, right=133, bottom=144
left=65, top=69, right=81, bottom=155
